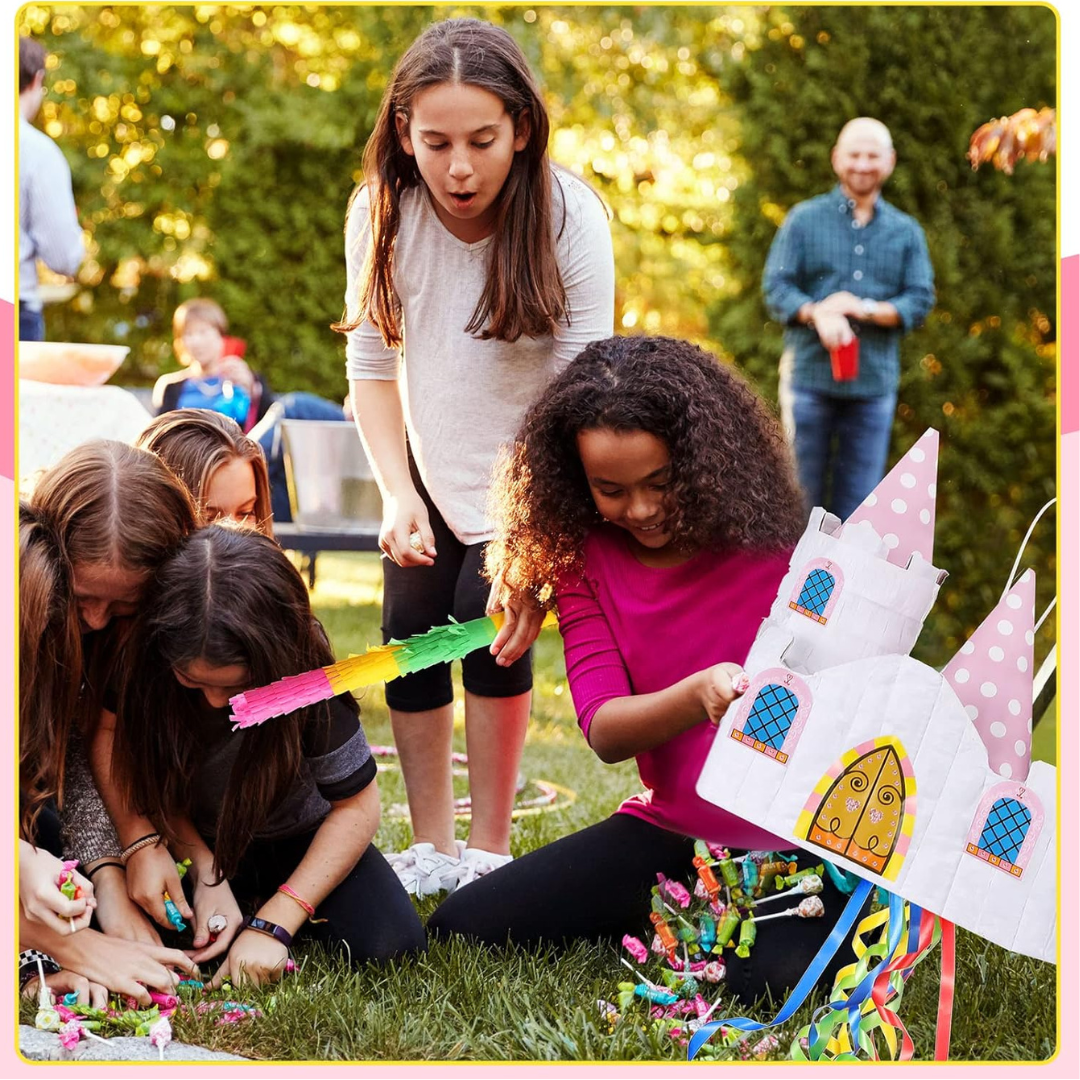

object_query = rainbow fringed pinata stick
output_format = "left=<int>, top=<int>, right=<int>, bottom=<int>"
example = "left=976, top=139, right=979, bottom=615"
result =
left=229, top=610, right=558, bottom=730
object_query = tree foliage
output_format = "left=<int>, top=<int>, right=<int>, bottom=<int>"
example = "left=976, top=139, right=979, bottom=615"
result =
left=701, top=5, right=1057, bottom=663
left=21, top=4, right=1057, bottom=663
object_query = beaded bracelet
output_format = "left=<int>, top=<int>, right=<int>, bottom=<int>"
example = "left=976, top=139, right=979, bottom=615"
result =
left=120, top=833, right=161, bottom=863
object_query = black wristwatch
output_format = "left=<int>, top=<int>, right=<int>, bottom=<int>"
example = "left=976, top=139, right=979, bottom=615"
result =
left=241, top=915, right=293, bottom=948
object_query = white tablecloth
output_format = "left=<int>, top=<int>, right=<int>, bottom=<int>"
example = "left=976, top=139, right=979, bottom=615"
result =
left=19, top=379, right=152, bottom=488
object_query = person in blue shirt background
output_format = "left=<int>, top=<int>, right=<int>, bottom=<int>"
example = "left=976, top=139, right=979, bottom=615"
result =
left=19, top=36, right=85, bottom=342
left=763, top=117, right=935, bottom=520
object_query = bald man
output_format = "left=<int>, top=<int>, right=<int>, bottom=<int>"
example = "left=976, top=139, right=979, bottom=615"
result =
left=763, top=118, right=934, bottom=520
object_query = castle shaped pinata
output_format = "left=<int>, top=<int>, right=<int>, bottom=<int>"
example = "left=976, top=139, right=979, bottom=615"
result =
left=696, top=429, right=1056, bottom=963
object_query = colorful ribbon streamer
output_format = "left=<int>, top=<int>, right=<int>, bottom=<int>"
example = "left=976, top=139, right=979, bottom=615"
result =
left=229, top=611, right=558, bottom=729
left=686, top=877, right=874, bottom=1060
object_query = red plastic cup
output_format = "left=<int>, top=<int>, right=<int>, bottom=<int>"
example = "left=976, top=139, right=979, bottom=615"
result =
left=829, top=337, right=860, bottom=381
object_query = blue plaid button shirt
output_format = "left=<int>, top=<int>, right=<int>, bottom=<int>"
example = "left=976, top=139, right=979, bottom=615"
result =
left=762, top=185, right=935, bottom=398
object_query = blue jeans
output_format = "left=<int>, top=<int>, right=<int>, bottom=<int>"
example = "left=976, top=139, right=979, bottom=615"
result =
left=781, top=385, right=897, bottom=521
left=19, top=303, right=44, bottom=341
left=258, top=391, right=348, bottom=523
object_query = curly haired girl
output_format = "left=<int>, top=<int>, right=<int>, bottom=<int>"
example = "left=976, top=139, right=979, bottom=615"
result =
left=431, top=336, right=862, bottom=1004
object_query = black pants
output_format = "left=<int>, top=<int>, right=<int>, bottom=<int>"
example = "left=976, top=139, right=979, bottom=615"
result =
left=228, top=832, right=426, bottom=966
left=381, top=458, right=533, bottom=710
left=429, top=814, right=867, bottom=1006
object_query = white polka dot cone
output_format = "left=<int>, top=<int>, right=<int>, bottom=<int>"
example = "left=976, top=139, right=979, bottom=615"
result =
left=844, top=428, right=938, bottom=569
left=942, top=569, right=1035, bottom=782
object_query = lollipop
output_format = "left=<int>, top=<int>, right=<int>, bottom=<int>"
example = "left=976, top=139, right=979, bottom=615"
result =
left=754, top=874, right=823, bottom=906
left=149, top=1015, right=173, bottom=1060
left=751, top=896, right=826, bottom=924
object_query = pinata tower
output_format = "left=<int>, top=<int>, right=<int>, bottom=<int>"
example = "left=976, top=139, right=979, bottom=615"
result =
left=696, top=430, right=1056, bottom=963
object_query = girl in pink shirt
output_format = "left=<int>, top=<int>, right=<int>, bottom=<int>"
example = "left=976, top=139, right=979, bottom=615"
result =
left=431, top=335, right=865, bottom=1004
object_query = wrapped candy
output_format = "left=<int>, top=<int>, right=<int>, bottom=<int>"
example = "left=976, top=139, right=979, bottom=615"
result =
left=740, top=858, right=759, bottom=891
left=149, top=1016, right=173, bottom=1060
left=758, top=860, right=792, bottom=889
left=716, top=908, right=741, bottom=949
left=774, top=864, right=824, bottom=891
left=635, top=983, right=680, bottom=1006
left=148, top=990, right=179, bottom=1013
left=56, top=859, right=82, bottom=933
left=649, top=911, right=679, bottom=958
left=698, top=913, right=717, bottom=954
left=657, top=874, right=691, bottom=909
left=162, top=891, right=187, bottom=933
left=718, top=858, right=741, bottom=889
left=622, top=934, right=649, bottom=964
left=735, top=918, right=757, bottom=959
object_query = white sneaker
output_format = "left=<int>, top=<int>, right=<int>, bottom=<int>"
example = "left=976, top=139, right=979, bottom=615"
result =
left=386, top=841, right=465, bottom=898
left=448, top=847, right=514, bottom=892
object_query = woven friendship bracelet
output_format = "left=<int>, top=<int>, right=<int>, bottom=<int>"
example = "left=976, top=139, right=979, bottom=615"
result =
left=120, top=833, right=161, bottom=863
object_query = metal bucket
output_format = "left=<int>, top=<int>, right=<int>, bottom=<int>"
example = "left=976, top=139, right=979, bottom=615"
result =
left=281, top=419, right=382, bottom=533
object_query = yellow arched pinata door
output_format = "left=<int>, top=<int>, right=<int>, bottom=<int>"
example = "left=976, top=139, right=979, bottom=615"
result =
left=794, top=736, right=916, bottom=881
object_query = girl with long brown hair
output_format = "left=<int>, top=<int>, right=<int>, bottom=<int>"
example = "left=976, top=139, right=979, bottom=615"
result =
left=136, top=408, right=274, bottom=535
left=111, top=525, right=425, bottom=985
left=19, top=441, right=199, bottom=1003
left=337, top=16, right=614, bottom=897
left=430, top=336, right=866, bottom=1005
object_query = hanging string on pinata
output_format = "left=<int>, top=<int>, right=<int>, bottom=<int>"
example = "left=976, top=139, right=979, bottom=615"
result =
left=229, top=610, right=559, bottom=730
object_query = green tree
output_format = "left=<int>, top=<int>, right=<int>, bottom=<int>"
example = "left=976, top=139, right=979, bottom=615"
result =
left=702, top=5, right=1057, bottom=663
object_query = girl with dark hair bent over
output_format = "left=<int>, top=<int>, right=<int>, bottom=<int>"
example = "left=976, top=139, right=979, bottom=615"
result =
left=111, top=525, right=425, bottom=986
left=429, top=335, right=864, bottom=1006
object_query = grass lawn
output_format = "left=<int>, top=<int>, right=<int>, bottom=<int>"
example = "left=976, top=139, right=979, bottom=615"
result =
left=108, top=554, right=1059, bottom=1061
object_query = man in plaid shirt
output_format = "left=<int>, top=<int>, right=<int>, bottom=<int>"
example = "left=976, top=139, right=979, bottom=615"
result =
left=763, top=118, right=935, bottom=520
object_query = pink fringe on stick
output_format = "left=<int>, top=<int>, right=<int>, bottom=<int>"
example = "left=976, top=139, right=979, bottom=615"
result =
left=229, top=668, right=334, bottom=730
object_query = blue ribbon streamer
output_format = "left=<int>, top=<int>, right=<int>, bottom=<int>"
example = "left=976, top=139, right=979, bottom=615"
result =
left=687, top=877, right=874, bottom=1061
left=845, top=889, right=904, bottom=1048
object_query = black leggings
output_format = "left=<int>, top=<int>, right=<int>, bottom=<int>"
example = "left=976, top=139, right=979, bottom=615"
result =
left=428, top=814, right=868, bottom=1006
left=381, top=459, right=533, bottom=711
left=227, top=832, right=426, bottom=965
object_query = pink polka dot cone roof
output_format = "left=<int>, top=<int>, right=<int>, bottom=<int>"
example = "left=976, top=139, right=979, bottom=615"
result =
left=942, top=568, right=1036, bottom=782
left=844, top=428, right=939, bottom=568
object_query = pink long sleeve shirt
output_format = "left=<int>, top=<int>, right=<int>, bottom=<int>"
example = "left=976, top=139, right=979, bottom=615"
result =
left=556, top=525, right=792, bottom=849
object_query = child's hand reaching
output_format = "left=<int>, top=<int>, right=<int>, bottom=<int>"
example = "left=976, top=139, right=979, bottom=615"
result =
left=697, top=662, right=749, bottom=724
left=188, top=873, right=243, bottom=964
left=209, top=928, right=290, bottom=989
left=125, top=843, right=194, bottom=930
left=22, top=968, right=109, bottom=1010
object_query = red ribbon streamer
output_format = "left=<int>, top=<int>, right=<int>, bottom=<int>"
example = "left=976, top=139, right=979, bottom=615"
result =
left=935, top=918, right=956, bottom=1061
left=868, top=907, right=939, bottom=1060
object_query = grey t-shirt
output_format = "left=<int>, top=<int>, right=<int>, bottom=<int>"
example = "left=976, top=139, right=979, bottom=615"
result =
left=344, top=168, right=615, bottom=545
left=191, top=695, right=375, bottom=841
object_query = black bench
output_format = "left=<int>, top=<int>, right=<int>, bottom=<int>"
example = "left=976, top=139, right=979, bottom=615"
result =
left=274, top=523, right=380, bottom=587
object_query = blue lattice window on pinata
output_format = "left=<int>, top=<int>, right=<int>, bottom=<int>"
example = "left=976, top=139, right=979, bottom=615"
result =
left=795, top=569, right=835, bottom=617
left=977, top=798, right=1032, bottom=864
left=741, top=684, right=799, bottom=751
